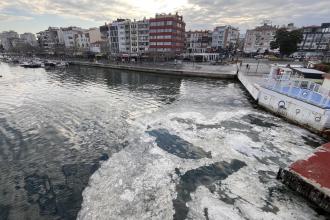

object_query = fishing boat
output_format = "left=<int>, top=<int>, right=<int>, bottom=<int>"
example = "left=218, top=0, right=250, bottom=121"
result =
left=20, top=61, right=42, bottom=68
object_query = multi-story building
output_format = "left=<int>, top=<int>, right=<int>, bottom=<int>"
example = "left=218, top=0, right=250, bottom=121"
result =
left=298, top=23, right=330, bottom=52
left=59, top=26, right=84, bottom=48
left=137, top=18, right=150, bottom=54
left=99, top=23, right=111, bottom=53
left=0, top=31, right=19, bottom=50
left=20, top=33, right=38, bottom=47
left=185, top=30, right=212, bottom=53
left=37, top=27, right=64, bottom=53
left=102, top=18, right=150, bottom=56
left=107, top=19, right=131, bottom=55
left=211, top=26, right=240, bottom=50
left=130, top=20, right=139, bottom=54
left=87, top=28, right=102, bottom=44
left=244, top=23, right=277, bottom=53
left=74, top=31, right=90, bottom=50
left=149, top=13, right=186, bottom=55
left=129, top=18, right=150, bottom=55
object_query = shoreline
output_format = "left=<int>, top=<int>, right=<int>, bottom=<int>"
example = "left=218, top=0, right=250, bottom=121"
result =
left=68, top=61, right=238, bottom=79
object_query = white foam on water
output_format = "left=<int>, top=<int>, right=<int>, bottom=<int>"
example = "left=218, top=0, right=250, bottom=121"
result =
left=78, top=80, right=326, bottom=220
left=188, top=186, right=244, bottom=220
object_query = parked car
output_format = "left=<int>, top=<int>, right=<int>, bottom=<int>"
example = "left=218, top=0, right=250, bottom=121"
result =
left=254, top=55, right=264, bottom=59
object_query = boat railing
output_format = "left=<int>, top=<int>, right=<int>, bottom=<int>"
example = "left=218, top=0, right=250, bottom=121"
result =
left=262, top=78, right=330, bottom=109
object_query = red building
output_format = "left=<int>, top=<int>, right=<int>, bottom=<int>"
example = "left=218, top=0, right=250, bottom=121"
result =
left=149, top=13, right=186, bottom=55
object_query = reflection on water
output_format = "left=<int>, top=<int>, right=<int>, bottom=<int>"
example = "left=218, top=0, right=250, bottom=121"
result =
left=0, top=62, right=327, bottom=220
left=0, top=62, right=182, bottom=220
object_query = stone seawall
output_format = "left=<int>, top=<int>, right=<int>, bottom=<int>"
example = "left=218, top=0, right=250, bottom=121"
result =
left=69, top=61, right=238, bottom=79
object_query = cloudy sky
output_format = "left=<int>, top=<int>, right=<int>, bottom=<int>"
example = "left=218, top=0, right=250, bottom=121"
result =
left=0, top=0, right=330, bottom=34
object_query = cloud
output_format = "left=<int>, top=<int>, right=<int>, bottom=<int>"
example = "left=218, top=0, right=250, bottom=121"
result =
left=0, top=0, right=330, bottom=32
left=183, top=0, right=330, bottom=30
left=0, top=13, right=32, bottom=22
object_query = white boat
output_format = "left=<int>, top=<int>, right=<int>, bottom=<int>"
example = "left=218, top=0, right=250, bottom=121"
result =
left=56, top=61, right=68, bottom=67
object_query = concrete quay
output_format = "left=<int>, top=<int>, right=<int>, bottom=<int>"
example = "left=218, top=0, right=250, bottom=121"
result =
left=69, top=61, right=238, bottom=79
left=277, top=143, right=330, bottom=213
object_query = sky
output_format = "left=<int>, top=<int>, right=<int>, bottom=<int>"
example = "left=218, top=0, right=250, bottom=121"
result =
left=0, top=0, right=330, bottom=34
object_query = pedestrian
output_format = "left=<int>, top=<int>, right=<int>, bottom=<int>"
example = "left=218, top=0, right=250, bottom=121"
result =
left=246, top=64, right=249, bottom=69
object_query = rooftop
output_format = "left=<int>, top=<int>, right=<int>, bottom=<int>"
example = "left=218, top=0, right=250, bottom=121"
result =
left=292, top=68, right=326, bottom=75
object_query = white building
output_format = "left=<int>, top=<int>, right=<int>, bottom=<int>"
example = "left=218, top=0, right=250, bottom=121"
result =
left=20, top=33, right=38, bottom=47
left=185, top=30, right=212, bottom=53
left=74, top=31, right=90, bottom=50
left=130, top=20, right=139, bottom=54
left=59, top=26, right=84, bottom=48
left=212, top=25, right=240, bottom=49
left=244, top=23, right=277, bottom=53
left=0, top=31, right=19, bottom=50
left=109, top=19, right=131, bottom=55
left=137, top=18, right=149, bottom=54
left=107, top=18, right=150, bottom=56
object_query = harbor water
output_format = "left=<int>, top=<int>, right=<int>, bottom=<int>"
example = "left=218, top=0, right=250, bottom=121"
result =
left=0, top=62, right=328, bottom=220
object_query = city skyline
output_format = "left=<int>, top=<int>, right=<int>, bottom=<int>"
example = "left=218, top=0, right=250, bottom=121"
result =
left=0, top=0, right=330, bottom=34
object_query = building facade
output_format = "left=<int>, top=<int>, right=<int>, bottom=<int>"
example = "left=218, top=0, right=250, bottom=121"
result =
left=20, top=33, right=38, bottom=47
left=59, top=26, right=84, bottom=48
left=244, top=23, right=277, bottom=53
left=149, top=13, right=185, bottom=55
left=211, top=26, right=240, bottom=50
left=37, top=27, right=64, bottom=53
left=137, top=19, right=150, bottom=54
left=74, top=31, right=90, bottom=50
left=298, top=23, right=330, bottom=52
left=185, top=30, right=212, bottom=53
left=0, top=31, right=20, bottom=50
left=87, top=28, right=102, bottom=44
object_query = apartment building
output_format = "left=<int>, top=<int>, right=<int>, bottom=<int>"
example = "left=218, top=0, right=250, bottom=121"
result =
left=149, top=13, right=186, bottom=54
left=244, top=23, right=277, bottom=53
left=74, top=31, right=90, bottom=50
left=59, top=26, right=84, bottom=48
left=211, top=26, right=240, bottom=49
left=107, top=19, right=131, bottom=55
left=100, top=18, right=150, bottom=56
left=20, top=33, right=38, bottom=47
left=299, top=23, right=330, bottom=52
left=37, top=27, right=64, bottom=53
left=0, top=31, right=20, bottom=50
left=185, top=30, right=212, bottom=53
left=137, top=19, right=150, bottom=54
left=87, top=28, right=102, bottom=44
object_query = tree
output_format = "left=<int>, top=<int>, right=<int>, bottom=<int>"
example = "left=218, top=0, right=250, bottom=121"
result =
left=270, top=28, right=303, bottom=56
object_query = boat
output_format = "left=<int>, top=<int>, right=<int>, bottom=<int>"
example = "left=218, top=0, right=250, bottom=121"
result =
left=56, top=61, right=68, bottom=67
left=44, top=60, right=57, bottom=67
left=20, top=61, right=42, bottom=68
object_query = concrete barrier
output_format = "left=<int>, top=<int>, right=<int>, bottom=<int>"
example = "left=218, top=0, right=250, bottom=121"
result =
left=69, top=61, right=237, bottom=79
left=277, top=143, right=330, bottom=213
left=237, top=72, right=261, bottom=100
